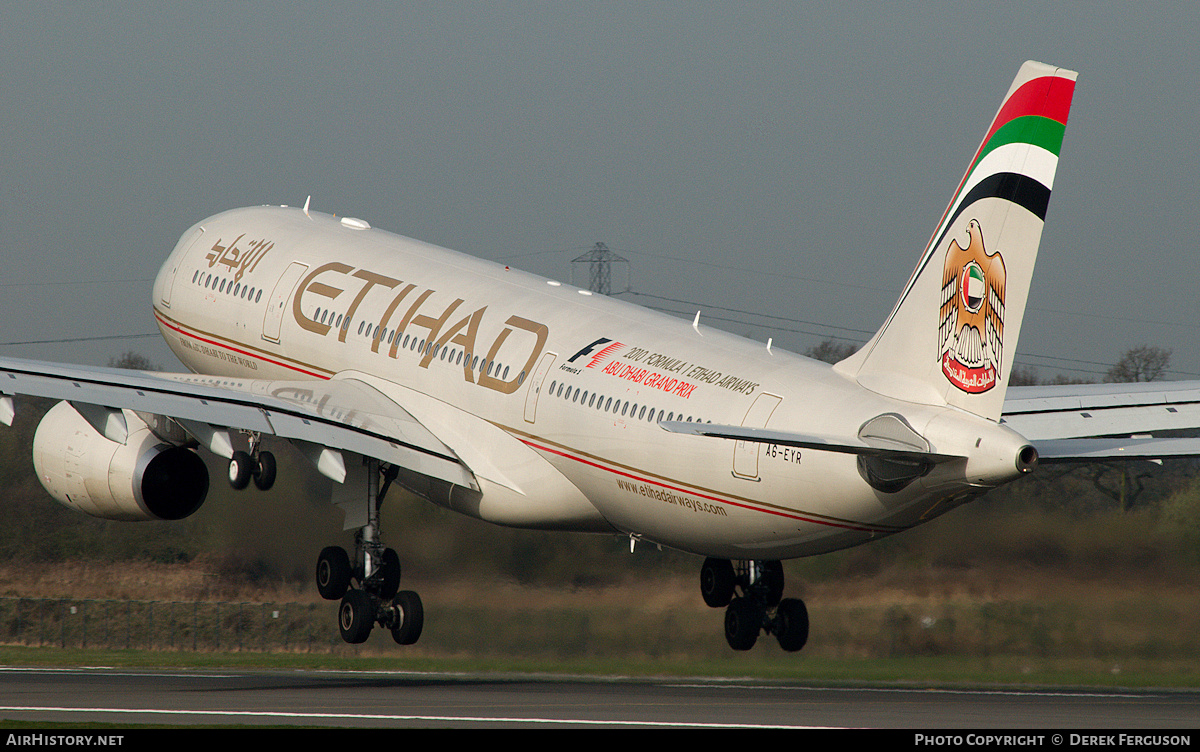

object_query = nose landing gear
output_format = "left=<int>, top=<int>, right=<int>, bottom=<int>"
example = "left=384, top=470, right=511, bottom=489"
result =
left=700, top=557, right=808, bottom=652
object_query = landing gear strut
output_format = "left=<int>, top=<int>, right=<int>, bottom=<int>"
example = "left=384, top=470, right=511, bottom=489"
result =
left=700, top=557, right=808, bottom=652
left=315, top=460, right=423, bottom=646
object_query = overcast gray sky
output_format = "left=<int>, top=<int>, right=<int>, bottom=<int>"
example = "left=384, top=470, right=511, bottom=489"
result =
left=2, top=2, right=1197, bottom=381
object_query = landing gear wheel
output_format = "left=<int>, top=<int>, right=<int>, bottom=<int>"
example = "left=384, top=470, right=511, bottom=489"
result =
left=389, top=590, right=424, bottom=645
left=774, top=598, right=809, bottom=652
left=700, top=557, right=736, bottom=607
left=724, top=597, right=762, bottom=651
left=338, top=589, right=375, bottom=644
left=228, top=451, right=252, bottom=490
left=377, top=548, right=401, bottom=600
left=316, top=546, right=352, bottom=600
left=760, top=560, right=785, bottom=607
left=253, top=450, right=276, bottom=491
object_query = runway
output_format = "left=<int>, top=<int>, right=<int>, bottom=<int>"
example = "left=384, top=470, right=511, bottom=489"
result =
left=0, top=666, right=1198, bottom=729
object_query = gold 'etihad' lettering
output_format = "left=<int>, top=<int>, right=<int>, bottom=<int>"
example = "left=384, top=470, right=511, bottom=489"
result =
left=293, top=262, right=353, bottom=335
left=415, top=299, right=465, bottom=368
left=340, top=270, right=401, bottom=343
left=289, top=264, right=549, bottom=395
left=477, top=316, right=549, bottom=394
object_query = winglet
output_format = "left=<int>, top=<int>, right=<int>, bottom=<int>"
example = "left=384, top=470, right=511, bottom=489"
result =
left=834, top=61, right=1078, bottom=421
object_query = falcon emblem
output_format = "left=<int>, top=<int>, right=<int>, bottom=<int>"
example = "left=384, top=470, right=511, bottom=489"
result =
left=938, top=220, right=1005, bottom=393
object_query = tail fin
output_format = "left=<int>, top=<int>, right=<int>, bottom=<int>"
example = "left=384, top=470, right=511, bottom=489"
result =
left=833, top=61, right=1077, bottom=421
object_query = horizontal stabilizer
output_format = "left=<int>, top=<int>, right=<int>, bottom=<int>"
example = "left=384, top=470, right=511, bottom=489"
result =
left=658, top=420, right=964, bottom=463
left=1033, top=437, right=1200, bottom=463
left=1003, top=381, right=1200, bottom=440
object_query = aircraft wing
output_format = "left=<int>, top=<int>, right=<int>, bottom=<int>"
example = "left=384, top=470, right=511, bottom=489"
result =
left=0, top=355, right=477, bottom=489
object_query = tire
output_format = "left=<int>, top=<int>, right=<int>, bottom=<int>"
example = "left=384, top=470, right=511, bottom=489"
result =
left=253, top=450, right=276, bottom=491
left=338, top=589, right=375, bottom=644
left=390, top=590, right=424, bottom=645
left=316, top=546, right=352, bottom=600
left=377, top=548, right=401, bottom=600
left=700, top=557, right=736, bottom=608
left=775, top=598, right=809, bottom=653
left=759, top=560, right=785, bottom=608
left=724, top=597, right=761, bottom=651
left=228, top=451, right=252, bottom=490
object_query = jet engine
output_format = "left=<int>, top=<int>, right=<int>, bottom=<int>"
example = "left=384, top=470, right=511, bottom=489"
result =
left=32, top=400, right=209, bottom=521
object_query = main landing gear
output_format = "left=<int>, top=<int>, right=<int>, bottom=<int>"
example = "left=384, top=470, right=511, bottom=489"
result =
left=700, top=557, right=808, bottom=652
left=317, top=543, right=423, bottom=644
left=313, top=461, right=423, bottom=645
left=226, top=434, right=276, bottom=492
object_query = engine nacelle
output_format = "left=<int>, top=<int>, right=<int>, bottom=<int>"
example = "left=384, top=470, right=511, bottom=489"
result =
left=33, top=401, right=209, bottom=521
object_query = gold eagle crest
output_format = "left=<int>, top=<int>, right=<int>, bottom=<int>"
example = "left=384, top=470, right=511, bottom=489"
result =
left=938, top=220, right=1005, bottom=393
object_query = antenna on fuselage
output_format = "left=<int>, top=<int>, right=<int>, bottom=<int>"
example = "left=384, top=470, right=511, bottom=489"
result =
left=303, top=195, right=311, bottom=218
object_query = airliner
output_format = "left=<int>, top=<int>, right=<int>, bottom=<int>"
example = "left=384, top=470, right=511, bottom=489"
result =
left=6, top=61, right=1198, bottom=651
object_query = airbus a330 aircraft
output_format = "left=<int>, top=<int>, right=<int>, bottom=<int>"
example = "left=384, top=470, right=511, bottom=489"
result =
left=6, top=61, right=1199, bottom=651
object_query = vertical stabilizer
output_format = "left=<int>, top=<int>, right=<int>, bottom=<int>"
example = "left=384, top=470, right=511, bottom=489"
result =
left=834, top=61, right=1077, bottom=421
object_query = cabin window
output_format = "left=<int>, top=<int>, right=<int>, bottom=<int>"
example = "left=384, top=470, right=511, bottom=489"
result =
left=255, top=290, right=262, bottom=303
left=638, top=406, right=646, bottom=420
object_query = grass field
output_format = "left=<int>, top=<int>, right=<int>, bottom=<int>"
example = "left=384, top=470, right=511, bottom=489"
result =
left=1, top=557, right=1198, bottom=687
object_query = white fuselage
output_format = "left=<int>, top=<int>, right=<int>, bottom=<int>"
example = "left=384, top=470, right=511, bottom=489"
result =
left=151, top=206, right=1029, bottom=560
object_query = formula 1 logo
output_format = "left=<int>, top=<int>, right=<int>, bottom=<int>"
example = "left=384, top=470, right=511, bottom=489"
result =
left=938, top=220, right=1006, bottom=393
left=568, top=337, right=625, bottom=369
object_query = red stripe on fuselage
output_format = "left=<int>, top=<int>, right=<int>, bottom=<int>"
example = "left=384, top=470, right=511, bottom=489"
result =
left=521, top=438, right=892, bottom=534
left=153, top=308, right=332, bottom=380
